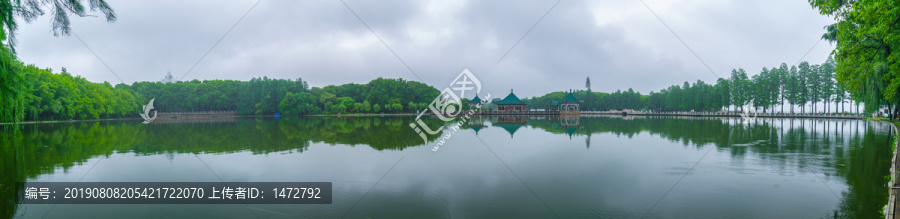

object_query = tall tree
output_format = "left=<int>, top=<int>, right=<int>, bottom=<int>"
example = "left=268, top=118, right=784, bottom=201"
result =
left=820, top=57, right=837, bottom=113
left=0, top=0, right=116, bottom=125
left=585, top=76, right=591, bottom=91
left=716, top=78, right=731, bottom=111
left=807, top=63, right=822, bottom=113
left=730, top=68, right=749, bottom=111
left=778, top=63, right=789, bottom=113
left=810, top=0, right=899, bottom=118
left=797, top=62, right=812, bottom=113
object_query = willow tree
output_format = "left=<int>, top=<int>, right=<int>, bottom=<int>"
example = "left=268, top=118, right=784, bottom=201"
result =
left=810, top=0, right=900, bottom=118
left=0, top=29, right=23, bottom=125
left=0, top=0, right=116, bottom=124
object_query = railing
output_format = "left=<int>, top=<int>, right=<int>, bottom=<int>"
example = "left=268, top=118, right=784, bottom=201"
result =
left=155, top=111, right=239, bottom=121
left=157, top=111, right=237, bottom=115
left=473, top=110, right=562, bottom=115
left=885, top=122, right=900, bottom=219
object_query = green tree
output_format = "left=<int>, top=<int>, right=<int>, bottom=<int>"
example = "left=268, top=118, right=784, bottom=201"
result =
left=2, top=0, right=116, bottom=49
left=353, top=103, right=364, bottom=113
left=797, top=62, right=812, bottom=113
left=319, top=92, right=336, bottom=107
left=730, top=69, right=749, bottom=111
left=0, top=47, right=24, bottom=124
left=392, top=103, right=403, bottom=112
left=810, top=0, right=900, bottom=118
left=777, top=63, right=789, bottom=112
left=586, top=76, right=591, bottom=91
left=334, top=103, right=347, bottom=113
left=336, top=97, right=355, bottom=112
left=324, top=102, right=333, bottom=113
left=715, top=78, right=731, bottom=111
left=820, top=57, right=837, bottom=113
left=0, top=0, right=116, bottom=125
left=362, top=100, right=371, bottom=113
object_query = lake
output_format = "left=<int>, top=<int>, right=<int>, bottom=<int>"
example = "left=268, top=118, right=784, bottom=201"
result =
left=0, top=115, right=893, bottom=218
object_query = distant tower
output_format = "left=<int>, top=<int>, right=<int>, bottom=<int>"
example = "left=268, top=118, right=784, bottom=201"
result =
left=161, top=71, right=175, bottom=83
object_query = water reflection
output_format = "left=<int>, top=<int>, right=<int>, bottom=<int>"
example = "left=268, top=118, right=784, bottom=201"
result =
left=459, top=115, right=891, bottom=218
left=0, top=115, right=893, bottom=218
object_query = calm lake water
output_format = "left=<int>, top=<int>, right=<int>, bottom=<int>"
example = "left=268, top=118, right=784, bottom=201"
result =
left=0, top=115, right=894, bottom=218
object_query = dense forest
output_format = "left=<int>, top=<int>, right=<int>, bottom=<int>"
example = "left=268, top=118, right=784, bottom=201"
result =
left=129, top=76, right=440, bottom=115
left=10, top=65, right=442, bottom=122
left=525, top=58, right=852, bottom=114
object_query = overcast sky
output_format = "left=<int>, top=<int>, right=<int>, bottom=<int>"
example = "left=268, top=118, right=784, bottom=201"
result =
left=14, top=0, right=835, bottom=99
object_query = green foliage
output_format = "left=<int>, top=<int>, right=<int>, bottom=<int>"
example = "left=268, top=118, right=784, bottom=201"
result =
left=16, top=65, right=138, bottom=120
left=132, top=76, right=309, bottom=115
left=334, top=104, right=347, bottom=113
left=336, top=97, right=355, bottom=113
left=373, top=103, right=381, bottom=113
left=278, top=91, right=320, bottom=115
left=1, top=0, right=117, bottom=126
left=1, top=0, right=116, bottom=50
left=6, top=74, right=439, bottom=121
left=361, top=100, right=371, bottom=113
left=0, top=41, right=24, bottom=124
left=810, top=0, right=900, bottom=117
left=318, top=92, right=335, bottom=106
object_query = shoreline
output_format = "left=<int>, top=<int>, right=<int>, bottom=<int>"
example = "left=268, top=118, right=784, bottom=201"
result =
left=880, top=119, right=900, bottom=219
left=0, top=113, right=422, bottom=125
left=1, top=111, right=870, bottom=125
left=580, top=111, right=865, bottom=120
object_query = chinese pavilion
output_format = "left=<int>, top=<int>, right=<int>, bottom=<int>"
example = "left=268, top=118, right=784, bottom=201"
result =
left=558, top=90, right=582, bottom=114
left=468, top=96, right=484, bottom=105
left=496, top=89, right=527, bottom=111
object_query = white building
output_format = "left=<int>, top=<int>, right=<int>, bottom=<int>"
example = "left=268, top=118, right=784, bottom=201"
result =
left=161, top=71, right=175, bottom=84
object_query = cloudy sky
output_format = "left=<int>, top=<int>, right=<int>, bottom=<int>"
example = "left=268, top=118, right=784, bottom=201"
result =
left=14, top=0, right=835, bottom=99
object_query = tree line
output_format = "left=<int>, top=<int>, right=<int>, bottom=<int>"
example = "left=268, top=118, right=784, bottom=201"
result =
left=129, top=76, right=440, bottom=116
left=527, top=58, right=854, bottom=114
left=6, top=72, right=443, bottom=123
left=20, top=65, right=140, bottom=120
left=3, top=55, right=854, bottom=124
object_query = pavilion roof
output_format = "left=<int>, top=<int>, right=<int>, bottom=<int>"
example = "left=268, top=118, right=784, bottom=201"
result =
left=496, top=89, right=526, bottom=105
left=559, top=92, right=581, bottom=102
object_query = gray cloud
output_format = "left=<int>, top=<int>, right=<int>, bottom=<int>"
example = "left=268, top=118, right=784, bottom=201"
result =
left=13, top=0, right=835, bottom=99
